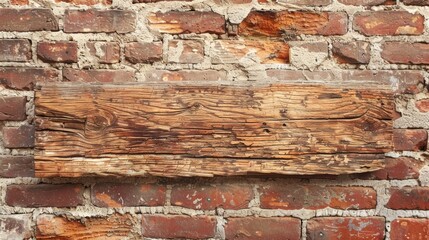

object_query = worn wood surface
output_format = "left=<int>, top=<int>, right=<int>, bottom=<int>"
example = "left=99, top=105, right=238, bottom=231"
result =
left=34, top=83, right=393, bottom=177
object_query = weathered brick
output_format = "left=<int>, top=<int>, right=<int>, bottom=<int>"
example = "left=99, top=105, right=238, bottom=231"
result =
left=87, top=42, right=120, bottom=64
left=353, top=11, right=424, bottom=36
left=168, top=40, right=204, bottom=64
left=0, top=9, right=58, bottom=31
left=64, top=10, right=135, bottom=33
left=63, top=69, right=135, bottom=83
left=214, top=0, right=252, bottom=4
left=37, top=214, right=139, bottom=239
left=260, top=184, right=376, bottom=210
left=266, top=70, right=424, bottom=94
left=37, top=41, right=78, bottom=63
left=125, top=42, right=163, bottom=64
left=290, top=42, right=328, bottom=69
left=332, top=41, right=371, bottom=64
left=381, top=42, right=429, bottom=64
left=0, top=214, right=32, bottom=239
left=148, top=11, right=225, bottom=34
left=402, top=0, right=429, bottom=5
left=142, top=215, right=216, bottom=239
left=0, top=97, right=26, bottom=121
left=171, top=184, right=253, bottom=210
left=416, top=99, right=429, bottom=113
left=258, top=0, right=331, bottom=6
left=0, top=67, right=58, bottom=90
left=239, top=11, right=347, bottom=37
left=225, top=217, right=301, bottom=240
left=338, top=0, right=395, bottom=5
left=0, top=39, right=31, bottom=62
left=145, top=70, right=227, bottom=82
left=3, top=125, right=34, bottom=148
left=0, top=156, right=34, bottom=178
left=212, top=40, right=289, bottom=64
left=55, top=0, right=112, bottom=4
left=354, top=157, right=424, bottom=180
left=134, top=0, right=192, bottom=2
left=387, top=187, right=429, bottom=210
left=393, top=129, right=427, bottom=151
left=307, top=217, right=385, bottom=240
left=6, top=184, right=84, bottom=207
left=92, top=183, right=166, bottom=207
left=10, top=0, right=29, bottom=5
left=391, top=218, right=429, bottom=240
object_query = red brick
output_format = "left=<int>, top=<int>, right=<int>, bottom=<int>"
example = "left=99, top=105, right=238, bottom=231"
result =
left=0, top=67, right=58, bottom=90
left=148, top=11, right=225, bottom=34
left=125, top=42, right=163, bottom=64
left=212, top=40, right=289, bottom=64
left=225, top=217, right=301, bottom=240
left=239, top=11, right=347, bottom=37
left=145, top=70, right=226, bottom=82
left=387, top=187, right=429, bottom=210
left=87, top=42, right=120, bottom=64
left=168, top=40, right=204, bottom=64
left=353, top=11, right=424, bottom=36
left=0, top=9, right=58, bottom=31
left=307, top=217, right=385, bottom=240
left=381, top=42, right=429, bottom=64
left=354, top=157, right=424, bottom=180
left=37, top=214, right=139, bottom=239
left=91, top=183, right=166, bottom=207
left=0, top=215, right=32, bottom=239
left=10, top=0, right=29, bottom=4
left=3, top=125, right=34, bottom=148
left=260, top=185, right=376, bottom=210
left=338, top=0, right=395, bottom=5
left=391, top=218, right=429, bottom=240
left=171, top=184, right=253, bottom=210
left=402, top=0, right=429, bottom=5
left=55, top=0, right=112, bottom=4
left=393, top=129, right=427, bottom=151
left=258, top=0, right=331, bottom=6
left=267, top=70, right=424, bottom=94
left=0, top=39, right=31, bottom=62
left=37, top=41, right=78, bottom=63
left=142, top=215, right=216, bottom=239
left=64, top=10, right=135, bottom=33
left=0, top=97, right=26, bottom=121
left=332, top=41, right=371, bottom=64
left=416, top=99, right=429, bottom=112
left=63, top=69, right=135, bottom=83
left=6, top=184, right=84, bottom=207
left=0, top=156, right=34, bottom=178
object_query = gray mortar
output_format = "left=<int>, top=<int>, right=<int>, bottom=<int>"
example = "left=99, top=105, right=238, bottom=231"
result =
left=0, top=0, right=428, bottom=239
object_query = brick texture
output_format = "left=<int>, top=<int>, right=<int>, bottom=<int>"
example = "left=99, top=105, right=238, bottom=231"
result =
left=125, top=42, right=163, bottom=64
left=87, top=42, right=120, bottom=64
left=332, top=41, right=371, bottom=64
left=260, top=184, right=376, bottom=210
left=0, top=215, right=32, bottom=239
left=142, top=215, right=216, bottom=239
left=393, top=129, right=428, bottom=151
left=37, top=41, right=78, bottom=63
left=382, top=42, right=429, bottom=64
left=0, top=156, right=34, bottom=178
left=171, top=184, right=254, bottom=210
left=64, top=10, right=135, bottom=33
left=0, top=67, right=59, bottom=90
left=390, top=218, right=429, bottom=240
left=0, top=39, right=31, bottom=62
left=3, top=125, right=34, bottom=148
left=63, top=69, right=135, bottom=82
left=387, top=187, right=429, bottom=210
left=6, top=184, right=84, bottom=207
left=354, top=157, right=424, bottom=180
left=0, top=97, right=26, bottom=121
left=0, top=9, right=58, bottom=31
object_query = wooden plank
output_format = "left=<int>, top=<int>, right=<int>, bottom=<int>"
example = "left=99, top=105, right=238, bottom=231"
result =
left=34, top=83, right=393, bottom=177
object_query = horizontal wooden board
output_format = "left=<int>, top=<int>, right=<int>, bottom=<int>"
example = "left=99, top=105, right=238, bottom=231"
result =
left=35, top=83, right=393, bottom=177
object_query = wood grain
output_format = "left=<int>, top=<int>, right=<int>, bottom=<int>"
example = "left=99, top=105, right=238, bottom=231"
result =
left=34, top=83, right=393, bottom=177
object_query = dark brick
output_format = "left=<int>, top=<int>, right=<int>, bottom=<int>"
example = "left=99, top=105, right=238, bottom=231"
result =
left=332, top=41, right=371, bottom=64
left=393, top=129, right=427, bottom=151
left=0, top=97, right=26, bottom=121
left=0, top=156, right=34, bottom=178
left=0, top=67, right=59, bottom=90
left=387, top=187, right=429, bottom=210
left=91, top=183, right=166, bottom=207
left=37, top=41, right=78, bottom=63
left=0, top=9, right=58, bottom=31
left=3, top=125, right=34, bottom=148
left=6, top=184, right=84, bottom=207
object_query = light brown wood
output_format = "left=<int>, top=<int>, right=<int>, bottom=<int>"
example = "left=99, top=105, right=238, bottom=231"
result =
left=34, top=83, right=393, bottom=177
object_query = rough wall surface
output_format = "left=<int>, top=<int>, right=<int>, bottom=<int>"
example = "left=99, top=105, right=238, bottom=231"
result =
left=0, top=0, right=428, bottom=239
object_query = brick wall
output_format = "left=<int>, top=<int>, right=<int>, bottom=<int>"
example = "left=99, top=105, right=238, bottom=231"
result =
left=0, top=0, right=428, bottom=239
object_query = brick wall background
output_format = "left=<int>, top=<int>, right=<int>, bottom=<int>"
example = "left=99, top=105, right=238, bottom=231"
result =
left=0, top=0, right=428, bottom=239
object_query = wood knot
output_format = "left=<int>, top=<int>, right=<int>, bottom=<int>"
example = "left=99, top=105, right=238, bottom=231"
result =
left=84, top=109, right=117, bottom=137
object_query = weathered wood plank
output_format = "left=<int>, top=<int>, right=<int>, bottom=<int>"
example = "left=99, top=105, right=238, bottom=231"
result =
left=34, top=83, right=393, bottom=177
